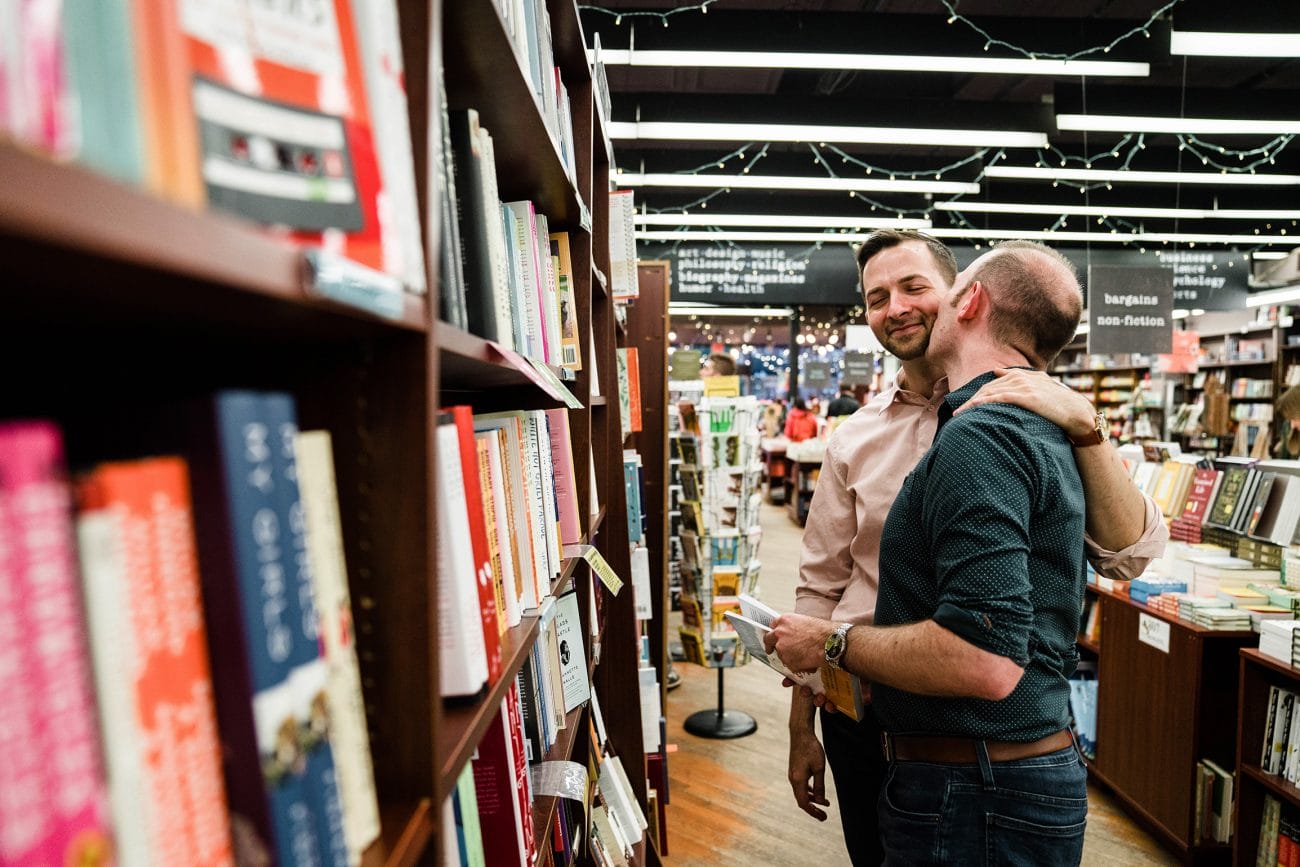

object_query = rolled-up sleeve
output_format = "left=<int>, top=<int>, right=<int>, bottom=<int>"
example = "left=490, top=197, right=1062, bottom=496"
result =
left=1084, top=492, right=1167, bottom=582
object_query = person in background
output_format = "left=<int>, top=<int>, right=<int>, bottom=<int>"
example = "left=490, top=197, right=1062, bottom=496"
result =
left=774, top=230, right=1166, bottom=866
left=761, top=401, right=784, bottom=438
left=1275, top=384, right=1300, bottom=458
left=784, top=398, right=819, bottom=442
left=701, top=352, right=737, bottom=378
left=826, top=384, right=861, bottom=418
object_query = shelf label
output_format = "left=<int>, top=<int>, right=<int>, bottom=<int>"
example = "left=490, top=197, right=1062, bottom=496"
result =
left=1138, top=613, right=1171, bottom=654
left=487, top=343, right=583, bottom=408
left=564, top=544, right=624, bottom=595
left=533, top=761, right=589, bottom=802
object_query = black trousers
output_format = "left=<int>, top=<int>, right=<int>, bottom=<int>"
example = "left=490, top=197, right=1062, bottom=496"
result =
left=821, top=706, right=886, bottom=867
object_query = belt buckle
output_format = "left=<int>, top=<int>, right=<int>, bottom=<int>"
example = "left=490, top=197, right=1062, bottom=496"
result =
left=881, top=731, right=895, bottom=762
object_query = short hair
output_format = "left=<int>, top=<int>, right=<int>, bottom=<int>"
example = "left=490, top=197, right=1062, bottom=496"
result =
left=854, top=229, right=958, bottom=288
left=706, top=352, right=736, bottom=375
left=1278, top=385, right=1300, bottom=421
left=965, top=240, right=1082, bottom=370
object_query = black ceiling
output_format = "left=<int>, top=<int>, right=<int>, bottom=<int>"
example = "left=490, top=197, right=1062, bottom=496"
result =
left=580, top=0, right=1300, bottom=246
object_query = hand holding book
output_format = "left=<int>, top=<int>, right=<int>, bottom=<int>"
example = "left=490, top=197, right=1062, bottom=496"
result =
left=726, top=595, right=865, bottom=722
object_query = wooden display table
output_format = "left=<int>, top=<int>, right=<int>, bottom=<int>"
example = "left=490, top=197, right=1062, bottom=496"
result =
left=1082, top=583, right=1253, bottom=865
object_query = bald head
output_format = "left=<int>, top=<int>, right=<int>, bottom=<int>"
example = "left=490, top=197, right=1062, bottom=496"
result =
left=966, top=241, right=1083, bottom=369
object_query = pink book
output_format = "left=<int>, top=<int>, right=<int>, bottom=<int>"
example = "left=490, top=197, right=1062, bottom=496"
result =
left=544, top=409, right=581, bottom=545
left=0, top=421, right=113, bottom=866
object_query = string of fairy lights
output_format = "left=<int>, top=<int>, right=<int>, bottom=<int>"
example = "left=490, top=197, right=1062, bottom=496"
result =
left=588, top=1, right=1299, bottom=269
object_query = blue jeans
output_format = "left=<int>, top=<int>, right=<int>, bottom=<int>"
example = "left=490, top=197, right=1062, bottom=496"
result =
left=878, top=745, right=1087, bottom=866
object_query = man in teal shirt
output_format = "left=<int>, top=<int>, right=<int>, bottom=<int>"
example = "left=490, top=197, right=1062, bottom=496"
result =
left=769, top=240, right=1089, bottom=865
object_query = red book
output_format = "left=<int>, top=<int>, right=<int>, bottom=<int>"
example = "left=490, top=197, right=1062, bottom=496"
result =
left=77, top=457, right=235, bottom=866
left=450, top=405, right=502, bottom=685
left=1180, top=469, right=1221, bottom=523
left=503, top=680, right=536, bottom=863
left=472, top=687, right=533, bottom=867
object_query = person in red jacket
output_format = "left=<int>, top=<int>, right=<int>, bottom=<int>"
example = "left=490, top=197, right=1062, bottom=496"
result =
left=784, top=398, right=819, bottom=442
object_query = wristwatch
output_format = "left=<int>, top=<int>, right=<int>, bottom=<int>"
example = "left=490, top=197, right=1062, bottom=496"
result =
left=1069, top=411, right=1108, bottom=448
left=823, top=623, right=852, bottom=670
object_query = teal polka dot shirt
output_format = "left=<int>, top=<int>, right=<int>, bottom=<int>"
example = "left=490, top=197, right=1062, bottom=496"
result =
left=873, top=371, right=1086, bottom=742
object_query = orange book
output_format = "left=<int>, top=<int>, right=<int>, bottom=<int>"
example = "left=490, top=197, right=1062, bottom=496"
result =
left=623, top=347, right=643, bottom=433
left=77, top=457, right=234, bottom=866
left=129, top=0, right=204, bottom=206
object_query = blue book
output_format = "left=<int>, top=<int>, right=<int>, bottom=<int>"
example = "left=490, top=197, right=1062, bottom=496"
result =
left=190, top=391, right=322, bottom=866
left=263, top=393, right=350, bottom=867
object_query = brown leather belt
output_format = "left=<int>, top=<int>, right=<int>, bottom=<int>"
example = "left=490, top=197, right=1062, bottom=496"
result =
left=881, top=729, right=1075, bottom=764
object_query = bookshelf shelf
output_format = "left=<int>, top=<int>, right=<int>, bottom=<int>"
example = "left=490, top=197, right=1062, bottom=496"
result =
left=1241, top=764, right=1300, bottom=812
left=590, top=395, right=610, bottom=407
left=594, top=266, right=609, bottom=295
left=530, top=704, right=587, bottom=860
left=1196, top=358, right=1276, bottom=370
left=435, top=321, right=580, bottom=404
left=360, top=800, right=436, bottom=867
left=437, top=616, right=544, bottom=802
left=0, top=143, right=428, bottom=335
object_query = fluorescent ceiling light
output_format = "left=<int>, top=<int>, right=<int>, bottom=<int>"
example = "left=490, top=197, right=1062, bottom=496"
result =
left=1056, top=113, right=1300, bottom=135
left=1254, top=251, right=1293, bottom=260
left=669, top=303, right=794, bottom=318
left=1171, top=30, right=1300, bottom=57
left=936, top=201, right=1300, bottom=220
left=614, top=171, right=980, bottom=195
left=592, top=48, right=1148, bottom=78
left=607, top=120, right=1048, bottom=149
left=936, top=201, right=1205, bottom=219
left=985, top=165, right=1300, bottom=186
left=633, top=213, right=931, bottom=229
left=1247, top=285, right=1300, bottom=307
left=635, top=228, right=1298, bottom=245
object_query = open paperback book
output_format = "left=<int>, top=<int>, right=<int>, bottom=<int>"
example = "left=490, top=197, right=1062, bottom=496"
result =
left=725, top=594, right=865, bottom=722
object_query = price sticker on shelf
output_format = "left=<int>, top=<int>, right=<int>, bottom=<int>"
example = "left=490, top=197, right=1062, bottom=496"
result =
left=1137, top=613, right=1170, bottom=654
left=564, top=544, right=624, bottom=595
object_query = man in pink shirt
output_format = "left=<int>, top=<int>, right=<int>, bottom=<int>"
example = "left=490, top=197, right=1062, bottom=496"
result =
left=784, top=230, right=1167, bottom=865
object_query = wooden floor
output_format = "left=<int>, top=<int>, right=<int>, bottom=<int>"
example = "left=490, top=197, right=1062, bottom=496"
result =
left=660, top=499, right=1180, bottom=866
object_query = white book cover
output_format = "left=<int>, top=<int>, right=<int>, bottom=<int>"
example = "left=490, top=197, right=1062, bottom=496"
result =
left=504, top=200, right=547, bottom=361
left=528, top=410, right=561, bottom=593
left=349, top=0, right=426, bottom=294
left=631, top=546, right=652, bottom=620
left=436, top=422, right=489, bottom=696
left=638, top=666, right=661, bottom=752
left=538, top=599, right=566, bottom=737
left=296, top=431, right=382, bottom=863
left=534, top=213, right=564, bottom=366
left=607, top=190, right=638, bottom=300
left=76, top=512, right=153, bottom=867
left=518, top=414, right=551, bottom=606
left=475, top=128, right=518, bottom=351
left=553, top=589, right=590, bottom=712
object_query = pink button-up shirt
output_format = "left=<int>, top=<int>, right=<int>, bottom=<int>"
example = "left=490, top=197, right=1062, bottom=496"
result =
left=795, top=374, right=1168, bottom=624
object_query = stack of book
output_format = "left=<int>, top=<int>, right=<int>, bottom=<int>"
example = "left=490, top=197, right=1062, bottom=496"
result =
left=1192, top=608, right=1253, bottom=631
left=1259, top=620, right=1300, bottom=665
left=1130, top=576, right=1187, bottom=605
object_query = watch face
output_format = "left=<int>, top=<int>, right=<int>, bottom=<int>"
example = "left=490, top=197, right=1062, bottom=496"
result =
left=824, top=630, right=846, bottom=660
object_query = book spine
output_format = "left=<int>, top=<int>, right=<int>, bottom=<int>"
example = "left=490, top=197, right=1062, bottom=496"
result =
left=533, top=213, right=563, bottom=367
left=528, top=411, right=560, bottom=597
left=455, top=761, right=486, bottom=867
left=504, top=680, right=536, bottom=864
left=474, top=433, right=513, bottom=632
left=294, top=431, right=383, bottom=863
left=504, top=201, right=546, bottom=361
left=544, top=408, right=581, bottom=545
left=197, top=392, right=320, bottom=865
left=484, top=430, right=525, bottom=628
left=0, top=421, right=112, bottom=865
left=447, top=109, right=498, bottom=339
left=79, top=458, right=237, bottom=866
left=435, top=419, right=490, bottom=697
left=550, top=232, right=581, bottom=370
left=266, top=394, right=350, bottom=867
left=472, top=698, right=528, bottom=867
left=476, top=130, right=518, bottom=350
left=451, top=407, right=503, bottom=684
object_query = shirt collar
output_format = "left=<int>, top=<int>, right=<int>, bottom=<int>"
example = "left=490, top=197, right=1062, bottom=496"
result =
left=875, top=371, right=950, bottom=415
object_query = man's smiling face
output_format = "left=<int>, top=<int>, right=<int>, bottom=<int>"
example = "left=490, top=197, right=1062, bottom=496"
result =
left=861, top=240, right=949, bottom=361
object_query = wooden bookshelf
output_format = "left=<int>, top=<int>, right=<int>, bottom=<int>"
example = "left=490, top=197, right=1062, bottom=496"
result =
left=1234, top=648, right=1300, bottom=864
left=1083, top=585, right=1253, bottom=864
left=0, top=1, right=660, bottom=864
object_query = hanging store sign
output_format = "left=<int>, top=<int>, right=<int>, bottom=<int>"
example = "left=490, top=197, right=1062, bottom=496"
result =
left=803, top=361, right=832, bottom=388
left=1086, top=265, right=1174, bottom=356
left=642, top=243, right=862, bottom=305
left=842, top=351, right=875, bottom=386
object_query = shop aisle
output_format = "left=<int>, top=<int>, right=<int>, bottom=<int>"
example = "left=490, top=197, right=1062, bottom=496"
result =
left=662, top=500, right=1179, bottom=866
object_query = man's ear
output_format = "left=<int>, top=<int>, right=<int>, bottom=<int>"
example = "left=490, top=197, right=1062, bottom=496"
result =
left=956, top=281, right=983, bottom=321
